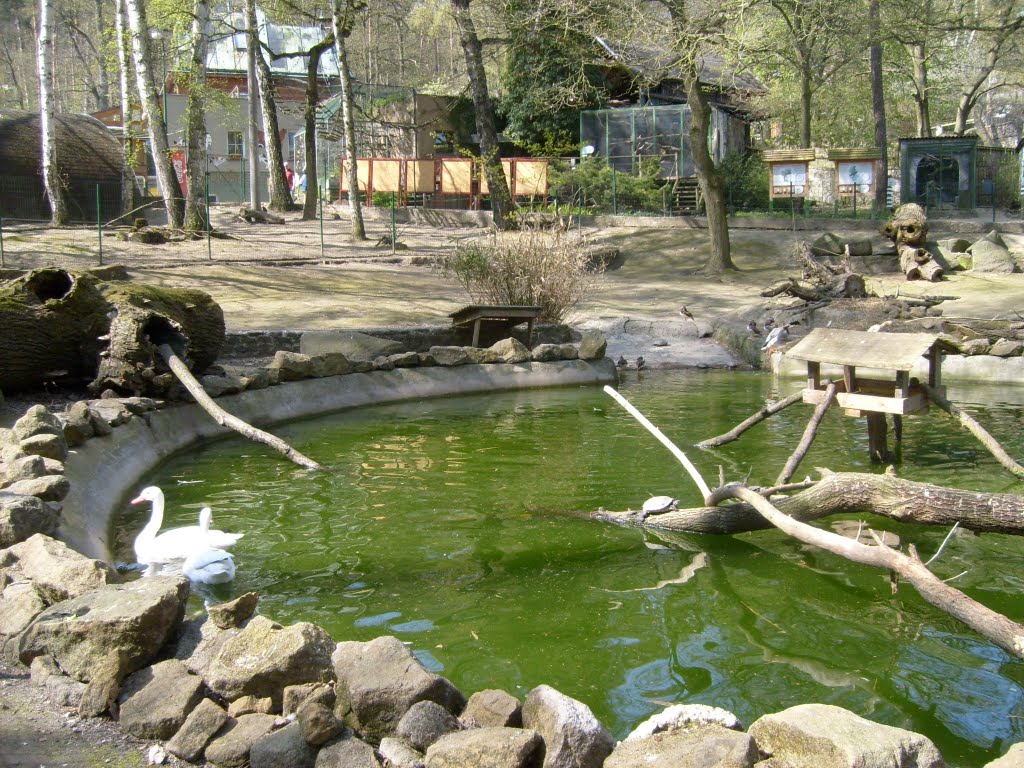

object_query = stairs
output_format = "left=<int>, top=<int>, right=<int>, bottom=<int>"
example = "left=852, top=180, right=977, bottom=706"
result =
left=670, top=178, right=702, bottom=214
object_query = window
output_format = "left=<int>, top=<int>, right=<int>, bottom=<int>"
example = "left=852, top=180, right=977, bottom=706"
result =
left=227, top=131, right=244, bottom=158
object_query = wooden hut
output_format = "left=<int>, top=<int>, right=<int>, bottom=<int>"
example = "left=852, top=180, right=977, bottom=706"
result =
left=0, top=111, right=126, bottom=222
left=786, top=328, right=944, bottom=461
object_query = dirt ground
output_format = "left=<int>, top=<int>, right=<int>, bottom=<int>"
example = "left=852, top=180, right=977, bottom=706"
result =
left=0, top=206, right=1022, bottom=766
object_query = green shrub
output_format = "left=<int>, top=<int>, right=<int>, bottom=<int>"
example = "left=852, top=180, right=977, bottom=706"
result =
left=434, top=228, right=603, bottom=323
left=372, top=191, right=397, bottom=207
left=547, top=157, right=666, bottom=214
left=718, top=152, right=770, bottom=213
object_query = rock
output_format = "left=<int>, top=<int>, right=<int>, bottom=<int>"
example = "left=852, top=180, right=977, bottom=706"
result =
left=204, top=712, right=280, bottom=767
left=466, top=347, right=503, bottom=364
left=521, top=684, right=614, bottom=768
left=18, top=575, right=189, bottom=690
left=207, top=591, right=259, bottom=629
left=250, top=721, right=318, bottom=768
left=201, top=373, right=245, bottom=397
left=332, top=635, right=466, bottom=742
left=12, top=405, right=64, bottom=442
left=397, top=700, right=463, bottom=752
left=989, top=340, right=1024, bottom=357
left=577, top=330, right=607, bottom=361
left=7, top=534, right=115, bottom=602
left=117, top=659, right=206, bottom=739
left=301, top=330, right=406, bottom=361
left=284, top=682, right=335, bottom=715
left=605, top=724, right=758, bottom=768
left=489, top=338, right=531, bottom=364
left=319, top=352, right=354, bottom=377
left=175, top=615, right=243, bottom=681
left=86, top=399, right=134, bottom=427
left=986, top=742, right=1024, bottom=767
left=374, top=355, right=397, bottom=371
left=44, top=671, right=87, bottom=707
left=229, top=695, right=275, bottom=716
left=531, top=343, right=577, bottom=363
left=4, top=475, right=70, bottom=502
left=298, top=699, right=344, bottom=746
left=270, top=351, right=316, bottom=381
left=623, top=704, right=742, bottom=741
left=460, top=689, right=522, bottom=728
left=424, top=726, right=543, bottom=768
left=205, top=615, right=336, bottom=709
left=52, top=413, right=94, bottom=451
left=959, top=338, right=991, bottom=356
left=968, top=239, right=1019, bottom=274
left=748, top=703, right=945, bottom=768
left=166, top=698, right=231, bottom=763
left=379, top=736, right=426, bottom=768
left=388, top=352, right=421, bottom=368
left=0, top=493, right=59, bottom=547
left=4, top=454, right=47, bottom=483
left=239, top=367, right=272, bottom=390
left=0, top=580, right=46, bottom=639
left=810, top=232, right=844, bottom=258
left=429, top=346, right=472, bottom=366
left=315, top=733, right=383, bottom=767
left=974, top=229, right=1008, bottom=249
left=18, top=432, right=68, bottom=462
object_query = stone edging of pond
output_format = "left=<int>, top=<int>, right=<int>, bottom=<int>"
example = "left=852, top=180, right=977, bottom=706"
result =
left=0, top=333, right=1012, bottom=767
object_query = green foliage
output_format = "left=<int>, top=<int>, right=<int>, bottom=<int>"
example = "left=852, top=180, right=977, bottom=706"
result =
left=547, top=157, right=667, bottom=214
left=718, top=152, right=770, bottom=212
left=434, top=228, right=603, bottom=323
left=371, top=191, right=396, bottom=207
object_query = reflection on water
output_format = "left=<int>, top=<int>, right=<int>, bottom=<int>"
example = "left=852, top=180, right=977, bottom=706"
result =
left=114, top=370, right=1024, bottom=765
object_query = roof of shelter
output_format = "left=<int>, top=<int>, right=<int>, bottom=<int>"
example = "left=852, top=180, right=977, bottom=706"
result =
left=207, top=7, right=339, bottom=77
left=0, top=110, right=124, bottom=181
left=786, top=328, right=941, bottom=371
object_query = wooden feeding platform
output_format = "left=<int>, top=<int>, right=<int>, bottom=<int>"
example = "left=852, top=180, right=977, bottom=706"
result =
left=449, top=304, right=542, bottom=348
left=785, top=328, right=944, bottom=461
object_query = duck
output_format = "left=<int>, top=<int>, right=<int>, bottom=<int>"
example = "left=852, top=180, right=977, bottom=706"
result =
left=132, top=486, right=244, bottom=565
left=761, top=322, right=797, bottom=352
left=763, top=317, right=776, bottom=331
left=181, top=508, right=236, bottom=585
left=616, top=355, right=628, bottom=368
left=746, top=321, right=761, bottom=335
left=636, top=356, right=646, bottom=371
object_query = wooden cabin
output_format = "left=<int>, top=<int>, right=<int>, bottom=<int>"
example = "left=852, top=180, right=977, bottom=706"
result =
left=785, top=328, right=944, bottom=461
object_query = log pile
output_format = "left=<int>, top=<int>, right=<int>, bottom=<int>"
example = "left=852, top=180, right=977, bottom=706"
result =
left=881, top=203, right=944, bottom=281
left=0, top=268, right=224, bottom=397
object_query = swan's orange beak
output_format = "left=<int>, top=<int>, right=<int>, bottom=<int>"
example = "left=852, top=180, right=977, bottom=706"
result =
left=130, top=496, right=144, bottom=504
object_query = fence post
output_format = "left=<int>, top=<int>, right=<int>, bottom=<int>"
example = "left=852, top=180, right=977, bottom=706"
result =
left=611, top=165, right=617, bottom=215
left=96, top=184, right=103, bottom=266
left=391, top=192, right=396, bottom=256
left=206, top=169, right=212, bottom=261
left=0, top=213, right=4, bottom=268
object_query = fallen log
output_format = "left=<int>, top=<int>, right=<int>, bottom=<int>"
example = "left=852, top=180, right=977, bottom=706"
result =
left=157, top=344, right=323, bottom=471
left=776, top=381, right=836, bottom=486
left=236, top=206, right=285, bottom=225
left=711, top=484, right=1024, bottom=662
left=697, top=391, right=804, bottom=448
left=924, top=384, right=1024, bottom=479
left=593, top=470, right=1024, bottom=536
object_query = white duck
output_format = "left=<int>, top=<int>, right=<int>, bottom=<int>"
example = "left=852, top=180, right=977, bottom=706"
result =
left=132, top=486, right=243, bottom=565
left=182, top=507, right=236, bottom=585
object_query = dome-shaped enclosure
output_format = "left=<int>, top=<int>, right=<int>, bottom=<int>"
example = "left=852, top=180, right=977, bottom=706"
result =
left=0, top=110, right=127, bottom=222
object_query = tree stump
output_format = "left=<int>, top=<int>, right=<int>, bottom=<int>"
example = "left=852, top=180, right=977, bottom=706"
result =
left=0, top=268, right=224, bottom=397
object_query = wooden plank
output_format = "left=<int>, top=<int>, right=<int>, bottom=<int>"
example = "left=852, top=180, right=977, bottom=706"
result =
left=449, top=305, right=542, bottom=325
left=787, top=328, right=940, bottom=371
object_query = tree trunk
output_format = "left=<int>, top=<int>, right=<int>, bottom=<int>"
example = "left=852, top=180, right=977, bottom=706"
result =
left=0, top=269, right=224, bottom=397
left=450, top=0, right=515, bottom=230
left=183, top=0, right=210, bottom=234
left=798, top=59, right=812, bottom=149
left=301, top=36, right=334, bottom=221
left=907, top=42, right=931, bottom=138
left=114, top=0, right=137, bottom=217
left=593, top=470, right=1024, bottom=536
left=92, top=0, right=111, bottom=109
left=38, top=0, right=69, bottom=225
left=124, top=0, right=184, bottom=228
left=247, top=0, right=290, bottom=213
left=869, top=0, right=887, bottom=211
left=331, top=6, right=367, bottom=241
left=246, top=5, right=262, bottom=210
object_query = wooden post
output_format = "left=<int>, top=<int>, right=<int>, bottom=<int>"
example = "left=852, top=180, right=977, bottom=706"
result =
left=843, top=365, right=857, bottom=393
left=471, top=319, right=481, bottom=347
left=807, top=361, right=820, bottom=391
left=867, top=411, right=888, bottom=462
left=893, top=414, right=904, bottom=442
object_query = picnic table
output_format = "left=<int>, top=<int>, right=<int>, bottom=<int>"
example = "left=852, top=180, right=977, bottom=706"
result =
left=449, top=304, right=542, bottom=348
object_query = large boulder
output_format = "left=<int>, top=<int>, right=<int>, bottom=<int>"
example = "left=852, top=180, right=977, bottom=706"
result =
left=7, top=534, right=116, bottom=603
left=605, top=724, right=758, bottom=768
left=269, top=351, right=316, bottom=381
left=301, top=331, right=406, bottom=361
left=12, top=404, right=64, bottom=442
left=0, top=580, right=46, bottom=643
left=521, top=684, right=614, bottom=768
left=424, top=726, right=544, bottom=768
left=968, top=237, right=1020, bottom=273
left=396, top=699, right=463, bottom=752
left=166, top=697, right=231, bottom=763
left=315, top=733, right=384, bottom=767
left=748, top=703, right=945, bottom=768
left=0, top=494, right=59, bottom=547
left=985, top=742, right=1024, bottom=767
left=489, top=338, right=531, bottom=364
left=429, top=346, right=472, bottom=366
left=460, top=689, right=522, bottom=729
left=577, top=330, right=607, bottom=361
left=204, top=615, right=336, bottom=709
left=18, top=576, right=189, bottom=686
left=204, top=712, right=280, bottom=767
left=117, top=659, right=206, bottom=739
left=623, top=704, right=741, bottom=741
left=332, top=635, right=467, bottom=742
left=531, top=344, right=577, bottom=363
left=250, top=721, right=318, bottom=768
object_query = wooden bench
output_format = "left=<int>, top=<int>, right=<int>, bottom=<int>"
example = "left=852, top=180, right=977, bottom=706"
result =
left=449, top=304, right=542, bottom=348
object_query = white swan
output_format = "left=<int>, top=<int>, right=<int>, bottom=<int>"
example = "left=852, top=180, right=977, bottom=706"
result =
left=182, top=508, right=236, bottom=585
left=132, top=486, right=244, bottom=565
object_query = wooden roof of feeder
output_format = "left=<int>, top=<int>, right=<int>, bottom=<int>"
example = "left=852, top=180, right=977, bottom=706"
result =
left=786, top=328, right=943, bottom=417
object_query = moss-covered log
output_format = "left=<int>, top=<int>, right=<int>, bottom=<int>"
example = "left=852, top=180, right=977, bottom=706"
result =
left=0, top=268, right=224, bottom=397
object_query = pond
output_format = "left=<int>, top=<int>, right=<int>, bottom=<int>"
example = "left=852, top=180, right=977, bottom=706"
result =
left=113, top=370, right=1024, bottom=766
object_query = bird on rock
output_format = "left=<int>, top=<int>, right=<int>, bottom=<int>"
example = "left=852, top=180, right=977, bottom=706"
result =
left=763, top=317, right=776, bottom=331
left=679, top=306, right=695, bottom=322
left=762, top=323, right=797, bottom=352
left=747, top=321, right=761, bottom=335
left=636, top=356, right=647, bottom=371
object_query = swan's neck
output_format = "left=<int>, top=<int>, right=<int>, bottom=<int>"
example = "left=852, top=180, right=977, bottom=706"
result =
left=135, top=493, right=164, bottom=548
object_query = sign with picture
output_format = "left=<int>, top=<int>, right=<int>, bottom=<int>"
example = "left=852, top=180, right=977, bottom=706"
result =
left=837, top=161, right=873, bottom=195
left=770, top=162, right=807, bottom=197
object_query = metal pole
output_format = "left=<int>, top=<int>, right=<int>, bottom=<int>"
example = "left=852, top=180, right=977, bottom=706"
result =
left=0, top=214, right=5, bottom=268
left=391, top=193, right=396, bottom=256
left=96, top=184, right=103, bottom=265
left=206, top=159, right=212, bottom=260
left=611, top=165, right=617, bottom=215
left=319, top=151, right=325, bottom=259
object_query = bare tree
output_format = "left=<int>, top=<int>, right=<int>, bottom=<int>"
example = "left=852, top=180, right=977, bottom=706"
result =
left=38, top=0, right=69, bottom=224
left=183, top=0, right=210, bottom=233
left=124, top=0, right=184, bottom=228
left=114, top=0, right=137, bottom=216
left=450, top=0, right=515, bottom=230
left=332, top=0, right=368, bottom=240
left=246, top=3, right=262, bottom=210
left=301, top=34, right=336, bottom=221
left=868, top=0, right=888, bottom=210
left=246, top=0, right=291, bottom=213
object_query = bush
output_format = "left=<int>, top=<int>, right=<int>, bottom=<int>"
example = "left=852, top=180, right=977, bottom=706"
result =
left=718, top=152, right=770, bottom=213
left=434, top=228, right=603, bottom=323
left=547, top=157, right=667, bottom=214
left=372, top=191, right=397, bottom=207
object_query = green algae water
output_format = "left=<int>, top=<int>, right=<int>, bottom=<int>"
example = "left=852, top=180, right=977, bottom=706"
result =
left=113, top=370, right=1024, bottom=765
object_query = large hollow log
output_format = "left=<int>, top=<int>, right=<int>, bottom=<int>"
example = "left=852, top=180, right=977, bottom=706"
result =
left=592, top=470, right=1024, bottom=536
left=0, top=268, right=224, bottom=397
